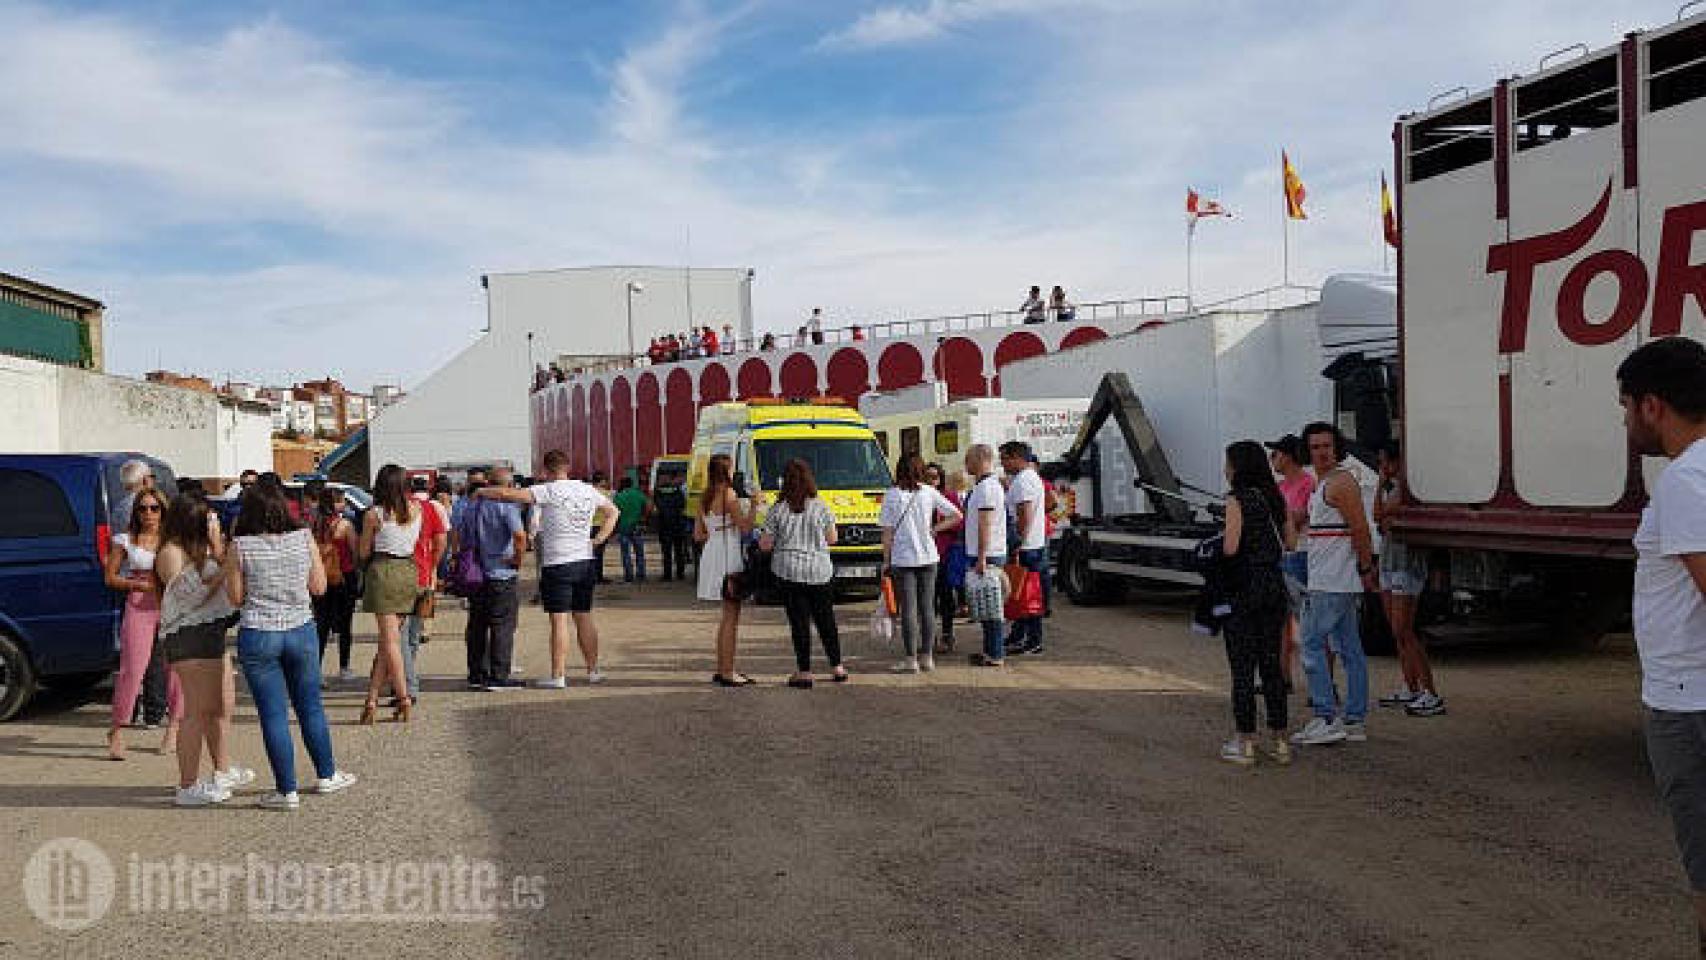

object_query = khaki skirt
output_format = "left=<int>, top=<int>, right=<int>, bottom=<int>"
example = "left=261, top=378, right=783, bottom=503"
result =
left=362, top=557, right=421, bottom=614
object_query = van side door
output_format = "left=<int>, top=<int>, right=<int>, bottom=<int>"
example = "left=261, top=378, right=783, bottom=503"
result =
left=0, top=463, right=119, bottom=677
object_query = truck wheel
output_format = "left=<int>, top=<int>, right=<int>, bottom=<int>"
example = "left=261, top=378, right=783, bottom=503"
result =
left=1060, top=536, right=1115, bottom=606
left=0, top=633, right=38, bottom=723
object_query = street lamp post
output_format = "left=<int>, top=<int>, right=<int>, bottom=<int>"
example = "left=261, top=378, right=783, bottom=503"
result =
left=625, top=281, right=645, bottom=364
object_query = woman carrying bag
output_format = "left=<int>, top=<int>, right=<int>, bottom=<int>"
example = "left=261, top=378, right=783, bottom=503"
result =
left=961, top=445, right=1010, bottom=667
left=1218, top=440, right=1296, bottom=766
left=760, top=458, right=847, bottom=689
left=880, top=454, right=963, bottom=674
left=695, top=454, right=757, bottom=687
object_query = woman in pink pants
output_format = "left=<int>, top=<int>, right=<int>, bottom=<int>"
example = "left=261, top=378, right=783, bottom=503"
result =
left=106, top=487, right=180, bottom=760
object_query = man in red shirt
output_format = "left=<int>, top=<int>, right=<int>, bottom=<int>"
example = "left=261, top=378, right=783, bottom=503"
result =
left=702, top=326, right=720, bottom=356
left=398, top=476, right=448, bottom=701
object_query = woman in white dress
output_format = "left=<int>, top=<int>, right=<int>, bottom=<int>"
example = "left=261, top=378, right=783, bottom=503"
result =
left=695, top=454, right=756, bottom=686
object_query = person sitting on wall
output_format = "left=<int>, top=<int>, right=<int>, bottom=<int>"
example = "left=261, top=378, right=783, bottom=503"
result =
left=760, top=333, right=776, bottom=352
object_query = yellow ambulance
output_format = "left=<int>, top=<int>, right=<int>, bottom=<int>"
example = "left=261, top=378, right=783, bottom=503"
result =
left=687, top=399, right=890, bottom=586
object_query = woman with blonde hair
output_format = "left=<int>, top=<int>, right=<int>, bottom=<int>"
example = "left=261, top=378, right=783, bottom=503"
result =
left=695, top=453, right=756, bottom=686
left=105, top=486, right=180, bottom=760
left=359, top=464, right=420, bottom=723
left=156, top=495, right=253, bottom=805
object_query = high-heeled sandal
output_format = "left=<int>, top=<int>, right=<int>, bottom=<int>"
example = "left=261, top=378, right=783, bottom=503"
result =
left=359, top=701, right=378, bottom=726
left=392, top=698, right=413, bottom=723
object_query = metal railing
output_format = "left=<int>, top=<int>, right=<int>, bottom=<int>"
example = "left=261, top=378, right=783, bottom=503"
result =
left=530, top=288, right=1319, bottom=389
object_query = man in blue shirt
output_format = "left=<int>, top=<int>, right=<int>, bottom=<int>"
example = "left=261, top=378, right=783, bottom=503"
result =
left=454, top=467, right=528, bottom=690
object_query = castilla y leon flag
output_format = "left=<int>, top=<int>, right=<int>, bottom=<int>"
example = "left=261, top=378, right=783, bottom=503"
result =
left=1186, top=188, right=1227, bottom=219
left=1282, top=150, right=1307, bottom=220
left=1381, top=173, right=1400, bottom=248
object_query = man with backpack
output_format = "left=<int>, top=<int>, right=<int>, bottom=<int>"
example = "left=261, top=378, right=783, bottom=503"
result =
left=452, top=468, right=528, bottom=690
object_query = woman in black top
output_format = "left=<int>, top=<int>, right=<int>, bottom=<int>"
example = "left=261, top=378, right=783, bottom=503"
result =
left=1219, top=440, right=1296, bottom=766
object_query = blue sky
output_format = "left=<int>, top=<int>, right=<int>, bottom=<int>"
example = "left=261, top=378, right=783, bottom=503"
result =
left=0, top=0, right=1683, bottom=388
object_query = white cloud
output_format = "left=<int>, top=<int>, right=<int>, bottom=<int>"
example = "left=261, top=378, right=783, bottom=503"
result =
left=0, top=0, right=1687, bottom=392
left=819, top=0, right=1118, bottom=49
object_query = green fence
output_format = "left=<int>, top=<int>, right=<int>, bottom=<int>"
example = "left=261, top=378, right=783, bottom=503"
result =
left=0, top=299, right=92, bottom=368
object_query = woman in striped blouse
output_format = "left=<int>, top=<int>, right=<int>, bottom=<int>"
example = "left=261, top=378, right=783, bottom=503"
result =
left=225, top=483, right=356, bottom=810
left=759, top=458, right=847, bottom=689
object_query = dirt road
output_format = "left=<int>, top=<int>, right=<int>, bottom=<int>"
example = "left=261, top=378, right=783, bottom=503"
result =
left=0, top=573, right=1690, bottom=958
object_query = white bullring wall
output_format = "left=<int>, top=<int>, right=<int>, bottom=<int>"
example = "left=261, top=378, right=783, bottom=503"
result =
left=372, top=265, right=752, bottom=480
left=1000, top=305, right=1330, bottom=500
left=0, top=354, right=273, bottom=479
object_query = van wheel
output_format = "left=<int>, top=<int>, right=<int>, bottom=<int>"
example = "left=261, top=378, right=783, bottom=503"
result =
left=0, top=633, right=38, bottom=722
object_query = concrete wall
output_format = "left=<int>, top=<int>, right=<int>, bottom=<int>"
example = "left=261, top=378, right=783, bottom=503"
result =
left=0, top=354, right=273, bottom=480
left=373, top=265, right=753, bottom=481
left=1000, top=305, right=1330, bottom=501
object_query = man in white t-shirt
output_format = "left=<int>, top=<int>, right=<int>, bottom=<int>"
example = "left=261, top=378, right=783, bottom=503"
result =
left=1619, top=336, right=1706, bottom=947
left=963, top=444, right=1007, bottom=666
left=1000, top=441, right=1049, bottom=656
left=479, top=450, right=617, bottom=689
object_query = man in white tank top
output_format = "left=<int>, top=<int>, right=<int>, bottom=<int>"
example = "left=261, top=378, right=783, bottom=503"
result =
left=1293, top=422, right=1379, bottom=746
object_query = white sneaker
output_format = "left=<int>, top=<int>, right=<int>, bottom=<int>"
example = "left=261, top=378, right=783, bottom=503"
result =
left=586, top=670, right=606, bottom=685
left=312, top=771, right=358, bottom=795
left=1379, top=688, right=1418, bottom=707
left=214, top=766, right=256, bottom=792
left=919, top=655, right=936, bottom=672
left=890, top=658, right=920, bottom=674
left=1290, top=717, right=1348, bottom=745
left=259, top=791, right=300, bottom=811
left=174, top=779, right=230, bottom=807
left=1405, top=692, right=1447, bottom=717
left=338, top=668, right=358, bottom=683
left=532, top=676, right=567, bottom=690
left=1343, top=721, right=1368, bottom=742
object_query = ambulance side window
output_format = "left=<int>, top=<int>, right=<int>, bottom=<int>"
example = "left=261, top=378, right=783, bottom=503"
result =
left=933, top=422, right=959, bottom=456
left=900, top=427, right=921, bottom=459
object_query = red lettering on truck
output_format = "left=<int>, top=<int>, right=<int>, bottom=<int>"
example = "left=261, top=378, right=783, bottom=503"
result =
left=1487, top=181, right=1706, bottom=352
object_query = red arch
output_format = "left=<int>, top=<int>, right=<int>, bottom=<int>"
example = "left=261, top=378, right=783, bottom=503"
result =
left=636, top=373, right=663, bottom=465
left=778, top=352, right=818, bottom=399
left=737, top=358, right=773, bottom=400
left=1060, top=326, right=1108, bottom=349
left=877, top=343, right=925, bottom=392
left=699, top=363, right=731, bottom=409
left=665, top=368, right=695, bottom=455
left=933, top=337, right=986, bottom=399
left=825, top=348, right=870, bottom=405
left=1137, top=320, right=1168, bottom=334
left=570, top=385, right=588, bottom=478
left=993, top=332, right=1047, bottom=395
left=589, top=382, right=610, bottom=481
left=609, top=376, right=634, bottom=480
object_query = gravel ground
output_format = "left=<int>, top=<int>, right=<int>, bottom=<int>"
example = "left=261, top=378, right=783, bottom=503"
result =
left=0, top=567, right=1692, bottom=958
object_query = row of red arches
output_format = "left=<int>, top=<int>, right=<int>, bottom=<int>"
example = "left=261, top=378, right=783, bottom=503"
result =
left=534, top=328, right=1110, bottom=477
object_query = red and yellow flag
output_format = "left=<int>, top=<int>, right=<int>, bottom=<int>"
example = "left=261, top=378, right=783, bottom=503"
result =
left=1380, top=173, right=1399, bottom=248
left=1282, top=150, right=1307, bottom=220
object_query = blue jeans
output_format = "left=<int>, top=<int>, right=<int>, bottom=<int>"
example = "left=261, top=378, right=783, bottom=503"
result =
left=1007, top=549, right=1048, bottom=647
left=618, top=528, right=647, bottom=582
left=401, top=614, right=423, bottom=699
left=238, top=621, right=337, bottom=795
left=1300, top=591, right=1369, bottom=723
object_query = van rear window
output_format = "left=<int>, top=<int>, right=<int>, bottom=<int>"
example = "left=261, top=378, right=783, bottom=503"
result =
left=0, top=468, right=79, bottom=538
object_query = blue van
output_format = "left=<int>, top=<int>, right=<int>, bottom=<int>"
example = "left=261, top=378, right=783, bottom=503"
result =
left=0, top=453, right=177, bottom=721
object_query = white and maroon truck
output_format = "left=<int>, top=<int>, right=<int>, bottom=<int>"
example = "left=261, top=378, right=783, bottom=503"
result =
left=1394, top=10, right=1706, bottom=643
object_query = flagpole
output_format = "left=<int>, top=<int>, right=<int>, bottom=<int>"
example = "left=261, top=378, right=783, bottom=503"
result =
left=1281, top=150, right=1290, bottom=287
left=1186, top=216, right=1195, bottom=308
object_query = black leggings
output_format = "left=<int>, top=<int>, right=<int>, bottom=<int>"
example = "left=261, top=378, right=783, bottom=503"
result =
left=313, top=578, right=358, bottom=670
left=934, top=568, right=959, bottom=647
left=779, top=579, right=841, bottom=672
left=1224, top=602, right=1288, bottom=734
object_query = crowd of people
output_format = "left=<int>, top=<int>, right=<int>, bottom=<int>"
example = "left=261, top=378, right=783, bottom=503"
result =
left=645, top=324, right=740, bottom=365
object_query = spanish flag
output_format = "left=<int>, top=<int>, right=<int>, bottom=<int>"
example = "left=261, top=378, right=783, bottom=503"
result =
left=1381, top=173, right=1399, bottom=248
left=1282, top=150, right=1307, bottom=220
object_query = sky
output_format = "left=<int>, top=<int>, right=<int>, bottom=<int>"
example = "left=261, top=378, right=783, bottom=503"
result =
left=0, top=0, right=1684, bottom=389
